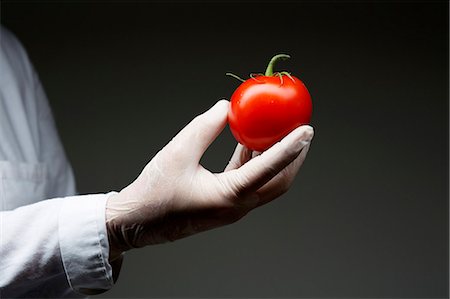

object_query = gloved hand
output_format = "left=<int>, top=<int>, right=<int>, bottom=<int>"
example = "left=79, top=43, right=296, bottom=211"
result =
left=106, top=100, right=314, bottom=260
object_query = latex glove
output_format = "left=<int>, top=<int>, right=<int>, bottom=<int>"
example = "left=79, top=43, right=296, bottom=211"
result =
left=106, top=100, right=314, bottom=260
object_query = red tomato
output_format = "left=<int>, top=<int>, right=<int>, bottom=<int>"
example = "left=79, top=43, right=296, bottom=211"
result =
left=228, top=54, right=312, bottom=151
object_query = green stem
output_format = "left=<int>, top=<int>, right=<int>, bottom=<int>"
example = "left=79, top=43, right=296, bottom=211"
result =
left=264, top=54, right=291, bottom=76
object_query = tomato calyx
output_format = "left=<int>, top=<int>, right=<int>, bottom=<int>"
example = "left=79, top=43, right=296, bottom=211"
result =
left=226, top=53, right=295, bottom=85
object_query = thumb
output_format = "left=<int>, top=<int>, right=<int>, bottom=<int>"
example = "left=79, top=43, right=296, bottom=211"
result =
left=166, top=99, right=229, bottom=165
left=219, top=125, right=314, bottom=196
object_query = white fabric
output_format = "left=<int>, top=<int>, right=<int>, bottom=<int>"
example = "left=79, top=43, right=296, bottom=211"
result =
left=0, top=26, right=116, bottom=297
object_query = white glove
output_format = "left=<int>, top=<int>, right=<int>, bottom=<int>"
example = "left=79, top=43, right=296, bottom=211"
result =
left=105, top=100, right=314, bottom=260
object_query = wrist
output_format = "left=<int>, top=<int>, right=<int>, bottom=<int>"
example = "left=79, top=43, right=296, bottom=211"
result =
left=105, top=193, right=129, bottom=261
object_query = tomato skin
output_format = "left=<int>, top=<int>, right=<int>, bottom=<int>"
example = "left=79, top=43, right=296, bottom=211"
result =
left=228, top=75, right=312, bottom=151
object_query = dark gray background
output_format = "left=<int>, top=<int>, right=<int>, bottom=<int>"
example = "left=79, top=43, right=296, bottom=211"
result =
left=1, top=1, right=448, bottom=298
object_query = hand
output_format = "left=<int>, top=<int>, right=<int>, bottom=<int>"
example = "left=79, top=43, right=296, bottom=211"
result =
left=105, top=100, right=314, bottom=260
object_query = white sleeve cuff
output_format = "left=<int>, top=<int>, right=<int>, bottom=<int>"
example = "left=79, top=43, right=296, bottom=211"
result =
left=58, top=192, right=118, bottom=295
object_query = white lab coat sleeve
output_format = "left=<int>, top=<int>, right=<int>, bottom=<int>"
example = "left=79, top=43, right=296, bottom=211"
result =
left=59, top=193, right=117, bottom=294
left=0, top=192, right=117, bottom=297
